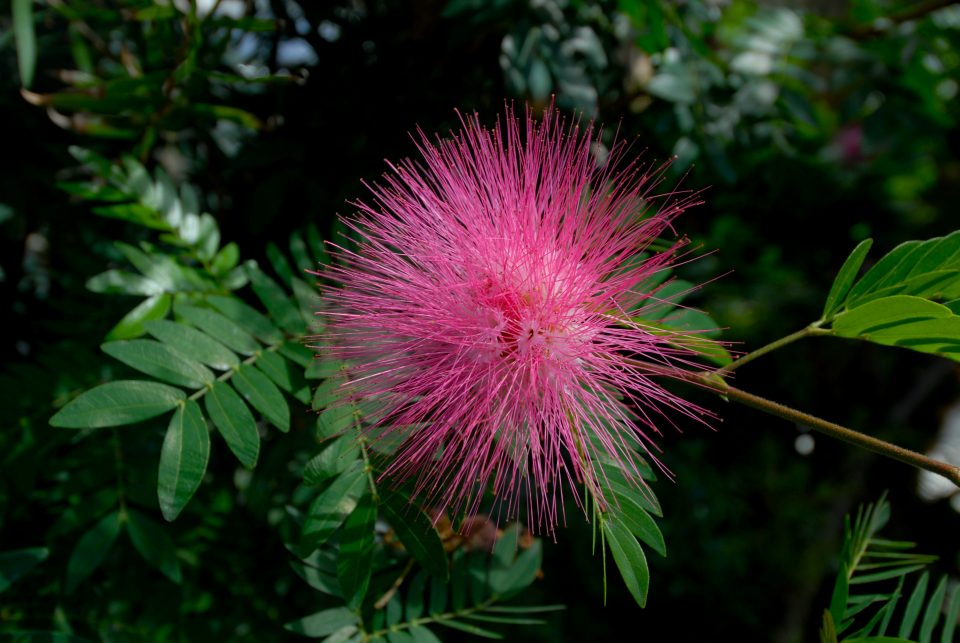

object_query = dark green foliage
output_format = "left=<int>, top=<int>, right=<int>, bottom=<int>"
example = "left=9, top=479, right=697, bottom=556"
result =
left=820, top=496, right=959, bottom=643
left=5, top=0, right=960, bottom=641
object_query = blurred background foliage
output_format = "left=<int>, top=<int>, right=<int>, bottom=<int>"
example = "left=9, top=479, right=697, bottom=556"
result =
left=1, top=0, right=959, bottom=641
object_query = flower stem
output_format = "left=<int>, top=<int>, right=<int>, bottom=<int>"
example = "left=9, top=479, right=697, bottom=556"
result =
left=697, top=375, right=960, bottom=488
left=717, top=324, right=831, bottom=375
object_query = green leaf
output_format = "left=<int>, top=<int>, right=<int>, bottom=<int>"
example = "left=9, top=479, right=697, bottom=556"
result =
left=257, top=350, right=310, bottom=402
left=307, top=358, right=346, bottom=380
left=267, top=243, right=295, bottom=286
left=205, top=381, right=259, bottom=468
left=336, top=493, right=377, bottom=608
left=0, top=548, right=48, bottom=593
left=207, top=295, right=283, bottom=343
left=176, top=304, right=260, bottom=355
left=87, top=270, right=161, bottom=296
left=436, top=620, right=503, bottom=639
left=823, top=238, right=874, bottom=319
left=847, top=241, right=922, bottom=306
left=609, top=489, right=666, bottom=557
left=833, top=296, right=953, bottom=337
left=12, top=0, right=36, bottom=87
left=899, top=572, right=930, bottom=639
left=491, top=535, right=542, bottom=598
left=145, top=319, right=239, bottom=371
left=211, top=242, right=240, bottom=276
left=125, top=508, right=182, bottom=583
left=603, top=520, right=650, bottom=608
left=116, top=243, right=204, bottom=293
left=289, top=231, right=316, bottom=275
left=50, top=381, right=184, bottom=428
left=408, top=626, right=443, bottom=643
left=303, top=434, right=360, bottom=485
left=832, top=296, right=960, bottom=360
left=642, top=279, right=694, bottom=319
left=292, top=277, right=321, bottom=327
left=382, top=494, right=449, bottom=580
left=406, top=571, right=427, bottom=621
left=246, top=261, right=306, bottom=334
left=301, top=463, right=367, bottom=549
left=919, top=576, right=947, bottom=643
left=312, top=376, right=346, bottom=410
left=428, top=574, right=447, bottom=615
left=284, top=608, right=359, bottom=638
left=232, top=364, right=289, bottom=432
left=942, top=584, right=960, bottom=643
left=306, top=223, right=331, bottom=266
left=65, top=511, right=122, bottom=592
left=102, top=340, right=214, bottom=389
left=278, top=340, right=313, bottom=367
left=158, top=400, right=210, bottom=521
left=318, top=403, right=355, bottom=436
left=106, top=293, right=172, bottom=341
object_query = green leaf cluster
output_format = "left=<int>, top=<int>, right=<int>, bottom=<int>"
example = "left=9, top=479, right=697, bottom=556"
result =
left=820, top=495, right=960, bottom=643
left=821, top=233, right=960, bottom=362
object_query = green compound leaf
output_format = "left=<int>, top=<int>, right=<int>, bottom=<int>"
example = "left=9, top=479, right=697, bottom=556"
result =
left=603, top=519, right=650, bottom=608
left=158, top=400, right=210, bottom=521
left=843, top=232, right=960, bottom=309
left=102, top=339, right=214, bottom=389
left=0, top=548, right=48, bottom=593
left=831, top=296, right=960, bottom=361
left=205, top=381, right=259, bottom=468
left=336, top=493, right=377, bottom=609
left=145, top=319, right=239, bottom=371
left=50, top=381, right=184, bottom=428
left=65, top=511, right=122, bottom=593
left=106, top=293, right=172, bottom=341
left=284, top=607, right=359, bottom=638
left=125, top=508, right=182, bottom=583
left=823, top=238, right=874, bottom=320
left=176, top=304, right=260, bottom=355
left=301, top=463, right=367, bottom=550
left=382, top=493, right=449, bottom=580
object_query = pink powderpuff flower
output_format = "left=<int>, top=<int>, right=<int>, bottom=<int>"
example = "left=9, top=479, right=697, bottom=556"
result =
left=319, top=106, right=713, bottom=535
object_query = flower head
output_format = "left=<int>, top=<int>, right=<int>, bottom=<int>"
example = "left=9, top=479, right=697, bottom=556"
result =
left=320, top=107, right=711, bottom=534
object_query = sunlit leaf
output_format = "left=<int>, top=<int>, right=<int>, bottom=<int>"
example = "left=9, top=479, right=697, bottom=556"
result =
left=105, top=293, right=172, bottom=341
